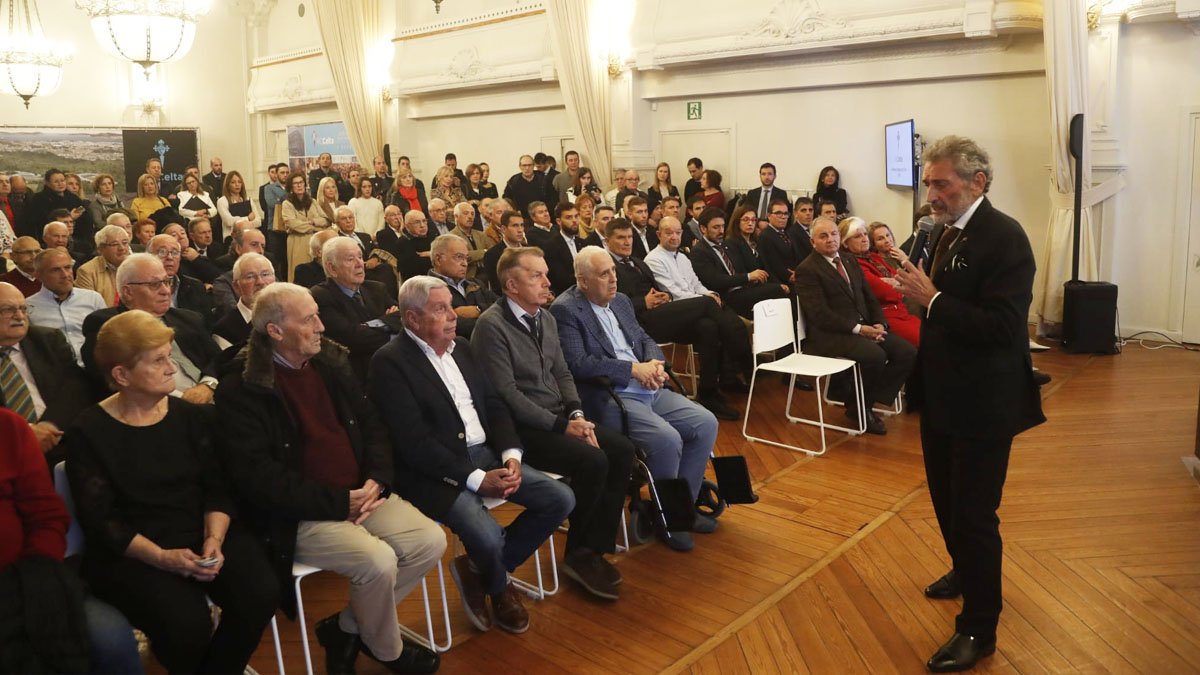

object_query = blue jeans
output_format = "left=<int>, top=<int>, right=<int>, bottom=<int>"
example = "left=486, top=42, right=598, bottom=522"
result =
left=84, top=595, right=144, bottom=674
left=599, top=388, right=718, bottom=500
left=439, top=444, right=575, bottom=595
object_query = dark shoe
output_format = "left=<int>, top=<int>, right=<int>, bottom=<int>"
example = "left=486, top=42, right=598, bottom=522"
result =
left=927, top=633, right=996, bottom=672
left=720, top=376, right=751, bottom=394
left=601, top=555, right=622, bottom=586
left=491, top=584, right=530, bottom=634
left=698, top=392, right=739, bottom=420
left=924, top=570, right=961, bottom=599
left=360, top=641, right=440, bottom=674
left=692, top=513, right=718, bottom=534
left=660, top=529, right=694, bottom=552
left=449, top=554, right=491, bottom=632
left=562, top=550, right=619, bottom=601
left=315, top=612, right=360, bottom=675
left=779, top=373, right=814, bottom=390
left=1032, top=369, right=1052, bottom=386
left=847, top=407, right=886, bottom=435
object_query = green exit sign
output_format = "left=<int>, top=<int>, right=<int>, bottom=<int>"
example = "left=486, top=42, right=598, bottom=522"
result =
left=687, top=101, right=702, bottom=120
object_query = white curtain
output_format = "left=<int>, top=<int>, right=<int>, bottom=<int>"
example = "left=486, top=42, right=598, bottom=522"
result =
left=544, top=0, right=613, bottom=189
left=1036, top=0, right=1096, bottom=330
left=312, top=0, right=384, bottom=169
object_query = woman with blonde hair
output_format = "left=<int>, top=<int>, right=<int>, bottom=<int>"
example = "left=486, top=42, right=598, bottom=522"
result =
left=839, top=216, right=919, bottom=347
left=429, top=165, right=464, bottom=209
left=314, top=176, right=342, bottom=225
left=64, top=309, right=278, bottom=674
left=387, top=168, right=428, bottom=216
left=281, top=174, right=330, bottom=279
left=131, top=173, right=171, bottom=222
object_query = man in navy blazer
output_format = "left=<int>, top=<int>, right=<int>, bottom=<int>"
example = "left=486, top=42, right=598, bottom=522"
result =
left=368, top=276, right=573, bottom=635
left=550, top=246, right=719, bottom=552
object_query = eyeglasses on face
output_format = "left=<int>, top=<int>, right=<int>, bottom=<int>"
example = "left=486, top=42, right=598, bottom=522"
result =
left=127, top=278, right=172, bottom=291
left=0, top=305, right=29, bottom=318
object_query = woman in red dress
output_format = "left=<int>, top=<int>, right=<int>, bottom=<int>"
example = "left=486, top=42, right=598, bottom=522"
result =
left=700, top=169, right=725, bottom=209
left=839, top=217, right=920, bottom=347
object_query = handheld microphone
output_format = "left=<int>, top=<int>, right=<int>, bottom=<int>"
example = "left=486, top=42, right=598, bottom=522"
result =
left=909, top=216, right=936, bottom=270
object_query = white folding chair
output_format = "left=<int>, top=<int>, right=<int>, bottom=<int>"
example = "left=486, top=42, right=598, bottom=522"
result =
left=821, top=379, right=905, bottom=416
left=741, top=298, right=865, bottom=456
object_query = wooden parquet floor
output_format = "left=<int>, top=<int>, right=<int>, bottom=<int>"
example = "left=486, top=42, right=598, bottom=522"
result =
left=229, top=341, right=1200, bottom=675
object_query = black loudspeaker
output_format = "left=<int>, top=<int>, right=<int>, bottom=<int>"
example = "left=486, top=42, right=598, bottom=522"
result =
left=1062, top=280, right=1118, bottom=354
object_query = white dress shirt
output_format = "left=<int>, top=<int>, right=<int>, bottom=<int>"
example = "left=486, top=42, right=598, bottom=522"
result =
left=644, top=245, right=711, bottom=300
left=560, top=232, right=579, bottom=259
left=404, top=328, right=522, bottom=493
left=25, top=286, right=107, bottom=366
left=2, top=343, right=46, bottom=419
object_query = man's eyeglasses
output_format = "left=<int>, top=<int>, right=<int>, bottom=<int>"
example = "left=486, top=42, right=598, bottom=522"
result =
left=11, top=248, right=40, bottom=256
left=239, top=271, right=276, bottom=283
left=0, top=305, right=29, bottom=318
left=154, top=249, right=182, bottom=259
left=127, top=278, right=173, bottom=291
left=769, top=210, right=789, bottom=217
left=101, top=240, right=131, bottom=249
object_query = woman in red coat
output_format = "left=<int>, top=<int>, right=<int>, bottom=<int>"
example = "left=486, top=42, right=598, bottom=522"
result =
left=839, top=217, right=921, bottom=347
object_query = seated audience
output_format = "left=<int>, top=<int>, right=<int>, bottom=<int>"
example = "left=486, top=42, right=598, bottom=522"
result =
left=450, top=201, right=490, bottom=281
left=349, top=177, right=385, bottom=239
left=814, top=165, right=850, bottom=216
left=179, top=218, right=224, bottom=283
left=471, top=248, right=633, bottom=599
left=215, top=283, right=444, bottom=674
left=310, top=237, right=403, bottom=381
left=333, top=205, right=399, bottom=300
left=482, top=210, right=526, bottom=293
left=817, top=198, right=839, bottom=222
left=480, top=198, right=503, bottom=246
left=82, top=254, right=221, bottom=405
left=567, top=167, right=602, bottom=205
left=522, top=201, right=555, bottom=248
left=391, top=209, right=435, bottom=280
left=76, top=224, right=131, bottom=306
left=19, top=169, right=93, bottom=241
left=212, top=226, right=270, bottom=313
left=759, top=199, right=811, bottom=285
left=427, top=234, right=498, bottom=339
left=793, top=196, right=816, bottom=240
left=129, top=173, right=171, bottom=223
left=282, top=174, right=330, bottom=281
left=794, top=217, right=916, bottom=435
left=614, top=170, right=647, bottom=214
left=551, top=248, right=719, bottom=551
left=462, top=163, right=487, bottom=207
left=131, top=219, right=156, bottom=252
left=375, top=204, right=407, bottom=257
left=146, top=234, right=214, bottom=327
left=625, top=197, right=658, bottom=259
left=606, top=218, right=746, bottom=419
left=691, top=206, right=789, bottom=319
left=0, top=281, right=91, bottom=465
left=215, top=171, right=260, bottom=241
left=427, top=198, right=452, bottom=237
left=840, top=218, right=920, bottom=348
left=27, top=248, right=106, bottom=366
left=368, top=276, right=575, bottom=635
left=542, top=203, right=587, bottom=295
left=430, top=166, right=465, bottom=211
left=87, top=173, right=125, bottom=231
left=292, top=229, right=337, bottom=289
left=42, top=220, right=88, bottom=265
left=0, top=408, right=144, bottom=674
left=574, top=194, right=601, bottom=245
left=64, top=309, right=278, bottom=674
left=2, top=236, right=41, bottom=296
left=699, top=170, right=725, bottom=210
left=212, top=252, right=275, bottom=351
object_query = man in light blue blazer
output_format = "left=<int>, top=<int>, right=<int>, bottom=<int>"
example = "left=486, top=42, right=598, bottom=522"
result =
left=550, top=246, right=719, bottom=552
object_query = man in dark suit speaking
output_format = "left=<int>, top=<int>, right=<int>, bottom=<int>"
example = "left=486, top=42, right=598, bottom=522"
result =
left=896, top=136, right=1045, bottom=672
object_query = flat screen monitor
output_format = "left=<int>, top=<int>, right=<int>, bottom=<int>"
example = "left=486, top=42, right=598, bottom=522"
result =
left=885, top=119, right=915, bottom=188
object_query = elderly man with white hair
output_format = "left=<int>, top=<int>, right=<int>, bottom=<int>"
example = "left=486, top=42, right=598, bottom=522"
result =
left=0, top=236, right=41, bottom=296
left=426, top=197, right=451, bottom=237
left=26, top=248, right=106, bottom=365
left=212, top=252, right=276, bottom=351
left=216, top=282, right=444, bottom=675
left=450, top=201, right=490, bottom=281
left=334, top=205, right=398, bottom=300
left=81, top=253, right=221, bottom=404
left=41, top=220, right=86, bottom=264
left=75, top=224, right=131, bottom=306
left=212, top=226, right=270, bottom=313
left=146, top=233, right=214, bottom=325
left=310, top=236, right=402, bottom=380
left=292, top=229, right=338, bottom=289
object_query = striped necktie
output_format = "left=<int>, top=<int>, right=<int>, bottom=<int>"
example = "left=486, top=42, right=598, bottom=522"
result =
left=0, top=347, right=36, bottom=422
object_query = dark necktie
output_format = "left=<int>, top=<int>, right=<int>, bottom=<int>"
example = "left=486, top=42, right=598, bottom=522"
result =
left=758, top=188, right=770, bottom=218
left=930, top=225, right=962, bottom=278
left=833, top=256, right=850, bottom=285
left=523, top=313, right=541, bottom=342
left=353, top=290, right=365, bottom=307
left=0, top=347, right=36, bottom=422
left=715, top=243, right=735, bottom=274
left=776, top=227, right=791, bottom=247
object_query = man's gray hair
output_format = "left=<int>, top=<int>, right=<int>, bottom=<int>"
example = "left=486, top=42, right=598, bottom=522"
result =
left=428, top=197, right=446, bottom=210
left=42, top=220, right=67, bottom=238
left=308, top=229, right=336, bottom=257
left=34, top=247, right=72, bottom=273
left=574, top=245, right=610, bottom=280
left=397, top=275, right=448, bottom=327
left=105, top=212, right=130, bottom=227
left=231, top=221, right=259, bottom=248
left=233, top=252, right=271, bottom=280
left=404, top=209, right=425, bottom=225
left=453, top=201, right=474, bottom=218
left=924, top=135, right=993, bottom=193
left=430, top=233, right=465, bottom=257
left=94, top=223, right=128, bottom=247
left=115, top=252, right=162, bottom=290
left=322, top=236, right=360, bottom=268
left=334, top=205, right=355, bottom=220
left=146, top=233, right=179, bottom=254
left=250, top=282, right=312, bottom=335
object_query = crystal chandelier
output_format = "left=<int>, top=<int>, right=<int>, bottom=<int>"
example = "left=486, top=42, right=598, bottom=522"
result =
left=0, top=0, right=72, bottom=108
left=75, top=0, right=212, bottom=77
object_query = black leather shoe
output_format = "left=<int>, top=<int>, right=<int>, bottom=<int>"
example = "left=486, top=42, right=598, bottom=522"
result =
left=720, top=376, right=751, bottom=394
left=315, top=613, right=360, bottom=675
left=924, top=570, right=961, bottom=599
left=698, top=393, right=739, bottom=420
left=780, top=374, right=814, bottom=390
left=927, top=633, right=995, bottom=672
left=1032, top=369, right=1052, bottom=386
left=847, top=408, right=886, bottom=435
left=361, top=641, right=441, bottom=674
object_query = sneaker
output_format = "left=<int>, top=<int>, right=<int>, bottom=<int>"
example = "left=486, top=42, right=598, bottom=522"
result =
left=449, top=554, right=492, bottom=632
left=692, top=513, right=718, bottom=534
left=491, top=584, right=530, bottom=634
left=562, top=550, right=619, bottom=601
left=660, top=529, right=694, bottom=552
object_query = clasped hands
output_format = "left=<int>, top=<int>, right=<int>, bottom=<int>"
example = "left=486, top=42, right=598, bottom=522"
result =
left=631, top=359, right=669, bottom=391
left=478, top=458, right=523, bottom=499
left=347, top=479, right=387, bottom=525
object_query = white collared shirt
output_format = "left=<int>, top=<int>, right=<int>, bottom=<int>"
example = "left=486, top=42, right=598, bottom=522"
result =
left=404, top=328, right=522, bottom=492
left=1, top=342, right=46, bottom=419
left=26, top=286, right=107, bottom=366
left=928, top=195, right=984, bottom=312
left=644, top=245, right=710, bottom=300
left=561, top=232, right=578, bottom=258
